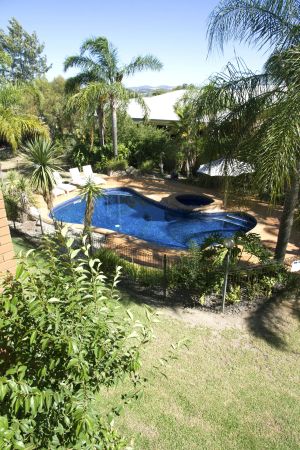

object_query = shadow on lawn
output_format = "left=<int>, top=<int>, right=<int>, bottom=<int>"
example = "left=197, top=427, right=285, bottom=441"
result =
left=246, top=275, right=300, bottom=350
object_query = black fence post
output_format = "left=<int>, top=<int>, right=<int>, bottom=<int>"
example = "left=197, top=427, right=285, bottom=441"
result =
left=39, top=213, right=44, bottom=235
left=163, top=254, right=167, bottom=300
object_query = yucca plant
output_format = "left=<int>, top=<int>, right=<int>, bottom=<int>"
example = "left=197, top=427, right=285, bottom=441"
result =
left=79, top=178, right=103, bottom=238
left=22, top=137, right=61, bottom=211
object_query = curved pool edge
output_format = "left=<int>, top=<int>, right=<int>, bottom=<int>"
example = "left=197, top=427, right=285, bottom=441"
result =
left=50, top=186, right=257, bottom=251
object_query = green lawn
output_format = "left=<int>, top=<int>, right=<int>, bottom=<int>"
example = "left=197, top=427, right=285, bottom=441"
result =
left=10, top=236, right=300, bottom=449
left=12, top=236, right=35, bottom=255
left=98, top=293, right=300, bottom=450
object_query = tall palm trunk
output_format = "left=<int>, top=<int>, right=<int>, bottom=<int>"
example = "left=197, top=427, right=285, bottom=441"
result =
left=110, top=95, right=118, bottom=157
left=275, top=159, right=300, bottom=263
left=97, top=104, right=105, bottom=147
left=90, top=125, right=94, bottom=150
left=44, top=190, right=53, bottom=212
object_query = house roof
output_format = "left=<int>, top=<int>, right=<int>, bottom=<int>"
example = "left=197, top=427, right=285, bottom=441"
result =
left=127, top=89, right=186, bottom=123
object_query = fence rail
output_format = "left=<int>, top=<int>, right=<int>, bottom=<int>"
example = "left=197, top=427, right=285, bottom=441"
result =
left=9, top=215, right=283, bottom=306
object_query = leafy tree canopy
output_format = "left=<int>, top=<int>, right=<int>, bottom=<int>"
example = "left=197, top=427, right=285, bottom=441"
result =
left=0, top=18, right=51, bottom=82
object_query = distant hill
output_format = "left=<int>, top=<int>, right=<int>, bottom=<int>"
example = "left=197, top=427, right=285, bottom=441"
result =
left=128, top=85, right=174, bottom=95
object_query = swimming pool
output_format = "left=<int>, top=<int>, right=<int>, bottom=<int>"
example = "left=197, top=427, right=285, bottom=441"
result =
left=52, top=188, right=256, bottom=249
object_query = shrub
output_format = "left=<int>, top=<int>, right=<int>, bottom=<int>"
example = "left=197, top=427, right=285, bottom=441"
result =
left=226, top=285, right=242, bottom=303
left=1, top=171, right=35, bottom=222
left=0, top=228, right=151, bottom=448
left=96, top=247, right=164, bottom=287
left=169, top=233, right=284, bottom=306
left=105, top=158, right=128, bottom=173
left=139, top=159, right=156, bottom=174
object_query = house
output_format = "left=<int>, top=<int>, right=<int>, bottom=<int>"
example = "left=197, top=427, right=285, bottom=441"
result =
left=127, top=89, right=186, bottom=126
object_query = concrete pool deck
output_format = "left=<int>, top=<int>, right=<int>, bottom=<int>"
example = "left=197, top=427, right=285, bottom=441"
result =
left=36, top=174, right=300, bottom=263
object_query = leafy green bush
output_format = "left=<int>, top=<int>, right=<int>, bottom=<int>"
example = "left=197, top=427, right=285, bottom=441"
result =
left=169, top=233, right=283, bottom=305
left=117, top=119, right=172, bottom=167
left=139, top=159, right=156, bottom=174
left=169, top=245, right=224, bottom=296
left=0, top=228, right=151, bottom=448
left=96, top=247, right=164, bottom=287
left=226, top=285, right=241, bottom=303
left=1, top=171, right=35, bottom=222
left=104, top=158, right=128, bottom=173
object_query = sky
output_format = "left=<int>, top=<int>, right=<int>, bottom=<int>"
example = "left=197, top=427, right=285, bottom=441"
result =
left=0, top=0, right=269, bottom=87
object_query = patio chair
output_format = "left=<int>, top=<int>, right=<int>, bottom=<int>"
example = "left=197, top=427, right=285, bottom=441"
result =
left=52, top=186, right=65, bottom=197
left=69, top=167, right=86, bottom=186
left=82, top=165, right=107, bottom=184
left=53, top=171, right=76, bottom=193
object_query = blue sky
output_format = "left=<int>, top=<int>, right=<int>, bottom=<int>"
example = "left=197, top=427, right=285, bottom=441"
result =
left=1, top=0, right=268, bottom=87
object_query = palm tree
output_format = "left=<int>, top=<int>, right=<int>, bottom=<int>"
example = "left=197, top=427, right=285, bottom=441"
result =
left=22, top=137, right=61, bottom=211
left=0, top=83, right=49, bottom=151
left=197, top=0, right=300, bottom=262
left=79, top=178, right=103, bottom=240
left=64, top=37, right=162, bottom=157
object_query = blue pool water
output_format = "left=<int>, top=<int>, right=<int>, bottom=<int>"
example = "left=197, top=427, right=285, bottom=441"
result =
left=52, top=188, right=256, bottom=249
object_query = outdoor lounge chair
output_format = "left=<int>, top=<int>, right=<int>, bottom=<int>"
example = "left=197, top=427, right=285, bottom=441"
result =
left=82, top=165, right=106, bottom=184
left=69, top=167, right=86, bottom=186
left=52, top=186, right=65, bottom=197
left=53, top=171, right=76, bottom=193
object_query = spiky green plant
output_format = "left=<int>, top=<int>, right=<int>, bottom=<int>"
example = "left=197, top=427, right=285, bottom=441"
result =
left=22, top=137, right=61, bottom=211
left=79, top=178, right=103, bottom=238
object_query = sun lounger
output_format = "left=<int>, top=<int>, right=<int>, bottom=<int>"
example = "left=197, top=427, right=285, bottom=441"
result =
left=69, top=168, right=86, bottom=186
left=82, top=165, right=106, bottom=184
left=53, top=171, right=76, bottom=193
left=52, top=186, right=65, bottom=197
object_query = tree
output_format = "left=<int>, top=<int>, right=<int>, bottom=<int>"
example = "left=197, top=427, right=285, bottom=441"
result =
left=0, top=49, right=11, bottom=83
left=0, top=83, right=49, bottom=151
left=0, top=228, right=151, bottom=448
left=65, top=37, right=162, bottom=157
left=173, top=97, right=205, bottom=177
left=79, top=179, right=103, bottom=238
left=200, top=0, right=300, bottom=262
left=0, top=18, right=51, bottom=82
left=22, top=137, right=61, bottom=211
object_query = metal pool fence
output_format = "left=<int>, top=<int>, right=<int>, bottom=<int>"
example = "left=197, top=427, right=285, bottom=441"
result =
left=91, top=234, right=281, bottom=302
left=9, top=214, right=282, bottom=304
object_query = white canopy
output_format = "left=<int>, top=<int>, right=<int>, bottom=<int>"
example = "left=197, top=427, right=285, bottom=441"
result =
left=197, top=158, right=254, bottom=177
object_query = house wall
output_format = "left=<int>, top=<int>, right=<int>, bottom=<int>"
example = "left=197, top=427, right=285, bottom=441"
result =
left=0, top=190, right=16, bottom=275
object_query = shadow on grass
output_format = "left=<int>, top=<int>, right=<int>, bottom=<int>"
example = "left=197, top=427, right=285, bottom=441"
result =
left=246, top=275, right=300, bottom=350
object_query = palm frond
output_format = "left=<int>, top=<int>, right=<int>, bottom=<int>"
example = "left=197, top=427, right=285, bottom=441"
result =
left=80, top=37, right=119, bottom=83
left=123, top=55, right=163, bottom=77
left=66, top=82, right=109, bottom=114
left=207, top=0, right=300, bottom=53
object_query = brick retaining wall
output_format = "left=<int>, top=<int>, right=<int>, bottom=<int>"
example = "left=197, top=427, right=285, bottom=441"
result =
left=0, top=190, right=16, bottom=275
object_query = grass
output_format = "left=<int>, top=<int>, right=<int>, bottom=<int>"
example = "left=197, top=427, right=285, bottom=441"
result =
left=12, top=235, right=35, bottom=255
left=11, top=236, right=300, bottom=449
left=97, top=292, right=300, bottom=450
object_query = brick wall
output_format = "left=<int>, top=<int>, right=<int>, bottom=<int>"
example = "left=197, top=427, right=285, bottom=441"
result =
left=0, top=190, right=16, bottom=275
